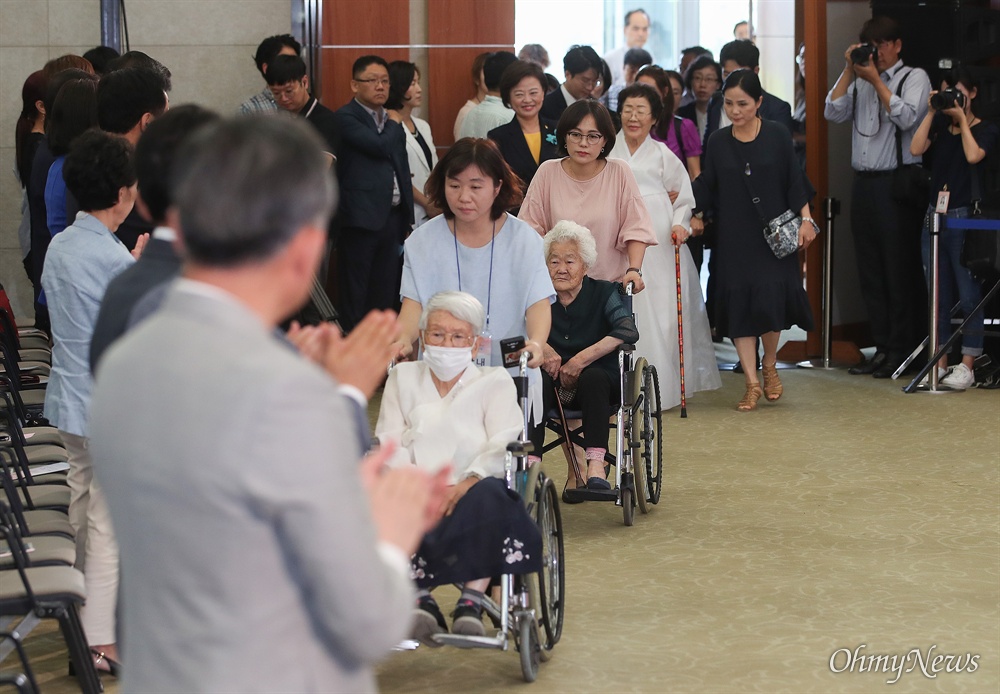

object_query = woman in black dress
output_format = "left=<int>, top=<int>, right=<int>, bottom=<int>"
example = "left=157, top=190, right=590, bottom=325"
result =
left=693, top=70, right=817, bottom=411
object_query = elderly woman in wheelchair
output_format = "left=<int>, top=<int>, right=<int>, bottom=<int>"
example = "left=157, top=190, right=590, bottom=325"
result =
left=528, top=221, right=640, bottom=500
left=376, top=291, right=542, bottom=645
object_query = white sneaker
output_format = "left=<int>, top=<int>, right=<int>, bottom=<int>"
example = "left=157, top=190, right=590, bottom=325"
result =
left=941, top=363, right=975, bottom=389
left=919, top=367, right=948, bottom=385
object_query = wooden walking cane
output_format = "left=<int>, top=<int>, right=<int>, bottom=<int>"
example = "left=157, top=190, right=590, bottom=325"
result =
left=674, top=238, right=687, bottom=418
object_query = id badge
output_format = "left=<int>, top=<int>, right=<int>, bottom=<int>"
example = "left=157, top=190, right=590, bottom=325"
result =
left=935, top=190, right=950, bottom=214
left=475, top=328, right=492, bottom=368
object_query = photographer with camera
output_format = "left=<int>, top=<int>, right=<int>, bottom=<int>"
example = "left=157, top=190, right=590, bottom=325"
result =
left=825, top=17, right=931, bottom=379
left=909, top=68, right=998, bottom=389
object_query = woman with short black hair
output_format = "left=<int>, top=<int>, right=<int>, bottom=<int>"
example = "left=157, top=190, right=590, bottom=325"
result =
left=41, top=128, right=148, bottom=676
left=677, top=55, right=722, bottom=145
left=488, top=60, right=559, bottom=191
left=519, top=99, right=656, bottom=292
left=394, top=137, right=554, bottom=454
left=386, top=61, right=439, bottom=228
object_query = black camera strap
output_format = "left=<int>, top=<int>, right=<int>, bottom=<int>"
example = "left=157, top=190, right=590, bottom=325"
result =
left=892, top=68, right=913, bottom=170
left=971, top=158, right=982, bottom=215
left=727, top=129, right=771, bottom=226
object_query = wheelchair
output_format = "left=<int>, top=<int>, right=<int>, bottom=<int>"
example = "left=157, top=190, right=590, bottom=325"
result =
left=401, top=352, right=565, bottom=682
left=542, top=284, right=663, bottom=526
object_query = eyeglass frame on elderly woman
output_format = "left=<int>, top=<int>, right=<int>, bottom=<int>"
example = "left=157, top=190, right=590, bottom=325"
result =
left=422, top=330, right=477, bottom=347
left=565, top=131, right=605, bottom=144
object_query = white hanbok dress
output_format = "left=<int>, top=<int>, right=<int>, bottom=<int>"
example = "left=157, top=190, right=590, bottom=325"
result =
left=609, top=135, right=721, bottom=410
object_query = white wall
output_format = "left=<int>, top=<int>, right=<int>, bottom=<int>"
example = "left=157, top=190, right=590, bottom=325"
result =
left=0, top=0, right=292, bottom=317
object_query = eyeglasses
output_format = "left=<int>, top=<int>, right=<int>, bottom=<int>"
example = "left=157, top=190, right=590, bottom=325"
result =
left=621, top=107, right=651, bottom=117
left=566, top=131, right=604, bottom=144
left=355, top=77, right=390, bottom=87
left=693, top=75, right=719, bottom=85
left=423, top=330, right=476, bottom=346
left=269, top=81, right=304, bottom=99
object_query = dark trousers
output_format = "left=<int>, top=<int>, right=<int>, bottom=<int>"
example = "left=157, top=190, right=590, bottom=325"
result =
left=530, top=366, right=619, bottom=456
left=850, top=173, right=927, bottom=358
left=336, top=205, right=407, bottom=332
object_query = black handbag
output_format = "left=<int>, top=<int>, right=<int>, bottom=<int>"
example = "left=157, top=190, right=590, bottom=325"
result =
left=960, top=163, right=1000, bottom=277
left=727, top=133, right=801, bottom=259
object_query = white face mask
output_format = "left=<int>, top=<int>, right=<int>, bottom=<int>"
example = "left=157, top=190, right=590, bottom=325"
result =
left=423, top=344, right=473, bottom=381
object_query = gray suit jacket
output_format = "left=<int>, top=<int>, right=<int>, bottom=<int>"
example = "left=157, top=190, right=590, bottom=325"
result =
left=90, top=282, right=412, bottom=693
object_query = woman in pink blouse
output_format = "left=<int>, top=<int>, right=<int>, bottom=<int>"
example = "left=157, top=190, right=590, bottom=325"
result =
left=518, top=100, right=655, bottom=292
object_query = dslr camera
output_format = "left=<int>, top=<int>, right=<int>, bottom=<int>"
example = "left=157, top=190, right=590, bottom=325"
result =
left=851, top=44, right=878, bottom=65
left=930, top=88, right=967, bottom=110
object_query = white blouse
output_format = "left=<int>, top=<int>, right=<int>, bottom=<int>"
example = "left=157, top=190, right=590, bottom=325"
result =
left=376, top=362, right=523, bottom=485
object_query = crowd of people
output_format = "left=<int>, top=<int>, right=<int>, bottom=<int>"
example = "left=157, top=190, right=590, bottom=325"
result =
left=6, top=6, right=996, bottom=690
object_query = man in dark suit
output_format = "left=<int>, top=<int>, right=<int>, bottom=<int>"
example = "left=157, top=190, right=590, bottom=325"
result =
left=90, top=105, right=220, bottom=374
left=540, top=45, right=603, bottom=122
left=333, top=55, right=413, bottom=332
left=703, top=39, right=794, bottom=147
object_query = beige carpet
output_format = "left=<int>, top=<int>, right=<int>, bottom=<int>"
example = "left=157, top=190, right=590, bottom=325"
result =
left=12, top=364, right=999, bottom=693
left=376, top=366, right=999, bottom=693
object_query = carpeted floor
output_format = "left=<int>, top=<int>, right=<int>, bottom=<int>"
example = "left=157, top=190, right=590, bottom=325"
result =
left=10, top=359, right=999, bottom=693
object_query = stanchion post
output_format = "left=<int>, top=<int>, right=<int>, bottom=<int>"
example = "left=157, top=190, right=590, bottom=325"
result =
left=915, top=211, right=958, bottom=393
left=798, top=197, right=842, bottom=370
left=822, top=197, right=839, bottom=368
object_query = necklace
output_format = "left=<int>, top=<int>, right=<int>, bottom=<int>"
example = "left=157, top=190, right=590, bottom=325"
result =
left=732, top=117, right=760, bottom=143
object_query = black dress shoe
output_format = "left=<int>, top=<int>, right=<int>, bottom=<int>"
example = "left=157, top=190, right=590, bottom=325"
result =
left=848, top=352, right=887, bottom=375
left=872, top=361, right=900, bottom=379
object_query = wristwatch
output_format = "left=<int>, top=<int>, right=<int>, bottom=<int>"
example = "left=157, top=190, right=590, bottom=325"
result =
left=802, top=217, right=821, bottom=235
left=693, top=211, right=705, bottom=220
left=626, top=267, right=643, bottom=277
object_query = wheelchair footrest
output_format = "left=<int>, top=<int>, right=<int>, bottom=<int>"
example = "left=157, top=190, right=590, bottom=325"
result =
left=562, top=487, right=619, bottom=503
left=432, top=633, right=507, bottom=650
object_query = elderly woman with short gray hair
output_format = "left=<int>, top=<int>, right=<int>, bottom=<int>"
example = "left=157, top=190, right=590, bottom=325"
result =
left=376, top=290, right=541, bottom=645
left=529, top=221, right=639, bottom=499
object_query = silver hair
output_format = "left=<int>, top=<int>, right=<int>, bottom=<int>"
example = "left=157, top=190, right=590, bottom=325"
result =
left=418, top=291, right=486, bottom=335
left=543, top=220, right=599, bottom=269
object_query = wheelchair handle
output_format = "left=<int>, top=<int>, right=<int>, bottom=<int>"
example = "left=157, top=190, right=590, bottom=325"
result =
left=624, top=281, right=635, bottom=296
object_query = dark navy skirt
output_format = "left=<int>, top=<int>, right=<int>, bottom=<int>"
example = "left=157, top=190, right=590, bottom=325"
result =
left=411, top=476, right=542, bottom=588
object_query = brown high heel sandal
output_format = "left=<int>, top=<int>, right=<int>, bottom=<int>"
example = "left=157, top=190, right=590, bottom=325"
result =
left=761, top=362, right=783, bottom=401
left=737, top=382, right=763, bottom=411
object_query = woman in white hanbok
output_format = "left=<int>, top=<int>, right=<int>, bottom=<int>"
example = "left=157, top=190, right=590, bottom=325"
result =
left=609, top=83, right=721, bottom=410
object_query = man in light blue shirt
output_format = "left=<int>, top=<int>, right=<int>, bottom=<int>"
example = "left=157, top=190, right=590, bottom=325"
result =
left=825, top=16, right=930, bottom=378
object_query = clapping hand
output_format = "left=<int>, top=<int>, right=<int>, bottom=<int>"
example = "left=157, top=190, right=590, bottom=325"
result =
left=131, top=233, right=150, bottom=260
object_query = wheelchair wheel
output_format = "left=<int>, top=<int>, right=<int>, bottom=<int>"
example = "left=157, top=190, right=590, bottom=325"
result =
left=642, top=364, right=663, bottom=505
left=518, top=613, right=541, bottom=682
left=630, top=408, right=650, bottom=516
left=621, top=482, right=634, bottom=527
left=533, top=474, right=565, bottom=651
